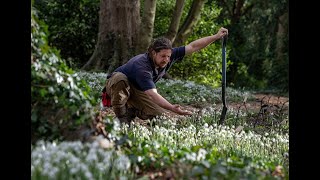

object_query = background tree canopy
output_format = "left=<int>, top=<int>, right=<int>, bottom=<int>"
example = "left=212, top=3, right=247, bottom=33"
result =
left=34, top=0, right=288, bottom=91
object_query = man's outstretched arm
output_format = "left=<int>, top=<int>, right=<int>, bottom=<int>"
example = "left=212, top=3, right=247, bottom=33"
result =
left=144, top=88, right=192, bottom=115
left=185, top=27, right=228, bottom=55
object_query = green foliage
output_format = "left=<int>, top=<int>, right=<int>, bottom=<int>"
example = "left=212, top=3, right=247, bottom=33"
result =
left=31, top=6, right=96, bottom=142
left=215, top=0, right=289, bottom=92
left=77, top=71, right=108, bottom=101
left=33, top=0, right=100, bottom=69
left=153, top=0, right=193, bottom=37
left=153, top=0, right=175, bottom=37
left=122, top=117, right=288, bottom=179
left=155, top=1, right=225, bottom=88
left=267, top=35, right=289, bottom=92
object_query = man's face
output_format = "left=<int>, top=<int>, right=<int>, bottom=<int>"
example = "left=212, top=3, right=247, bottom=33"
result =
left=152, top=49, right=172, bottom=68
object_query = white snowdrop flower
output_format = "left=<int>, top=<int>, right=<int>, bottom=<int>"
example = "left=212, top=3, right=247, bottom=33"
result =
left=33, top=62, right=41, bottom=71
left=137, top=156, right=143, bottom=162
left=85, top=171, right=93, bottom=180
left=80, top=163, right=89, bottom=173
left=48, top=167, right=58, bottom=179
left=42, top=162, right=51, bottom=174
left=119, top=176, right=128, bottom=180
left=41, top=144, right=46, bottom=151
left=86, top=152, right=98, bottom=163
left=235, top=137, right=241, bottom=143
left=49, top=54, right=59, bottom=64
left=69, top=91, right=76, bottom=99
left=91, top=140, right=100, bottom=149
left=115, top=155, right=130, bottom=171
left=55, top=73, right=63, bottom=84
left=154, top=142, right=160, bottom=149
left=67, top=76, right=75, bottom=89
left=48, top=86, right=55, bottom=93
left=204, top=123, right=208, bottom=128
left=70, top=154, right=80, bottom=164
left=265, top=132, right=269, bottom=136
left=186, top=152, right=197, bottom=162
left=265, top=143, right=271, bottom=148
left=70, top=167, right=78, bottom=174
left=197, top=148, right=207, bottom=161
left=169, top=149, right=174, bottom=155
left=96, top=163, right=105, bottom=172
left=283, top=137, right=289, bottom=144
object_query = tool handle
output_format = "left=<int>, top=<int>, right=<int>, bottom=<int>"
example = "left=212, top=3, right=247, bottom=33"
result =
left=221, top=36, right=227, bottom=87
left=222, top=35, right=228, bottom=47
left=221, top=35, right=228, bottom=106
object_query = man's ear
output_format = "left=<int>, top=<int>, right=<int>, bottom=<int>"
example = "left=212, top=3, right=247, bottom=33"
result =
left=151, top=50, right=157, bottom=57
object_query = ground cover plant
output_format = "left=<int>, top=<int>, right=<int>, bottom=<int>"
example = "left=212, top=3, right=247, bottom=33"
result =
left=32, top=72, right=289, bottom=179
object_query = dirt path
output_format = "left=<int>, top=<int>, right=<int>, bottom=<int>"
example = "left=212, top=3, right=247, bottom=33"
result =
left=226, top=93, right=289, bottom=113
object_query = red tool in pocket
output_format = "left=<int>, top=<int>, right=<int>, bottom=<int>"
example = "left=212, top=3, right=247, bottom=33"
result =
left=101, top=87, right=111, bottom=107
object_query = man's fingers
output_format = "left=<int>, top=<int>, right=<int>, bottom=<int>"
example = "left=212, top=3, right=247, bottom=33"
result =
left=220, top=27, right=228, bottom=35
left=182, top=109, right=192, bottom=115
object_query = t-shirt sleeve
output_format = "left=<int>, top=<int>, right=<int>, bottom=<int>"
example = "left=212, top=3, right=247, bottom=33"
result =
left=171, top=46, right=185, bottom=62
left=135, top=69, right=156, bottom=91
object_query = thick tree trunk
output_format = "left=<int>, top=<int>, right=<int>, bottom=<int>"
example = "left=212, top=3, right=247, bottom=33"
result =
left=136, top=0, right=157, bottom=54
left=81, top=0, right=140, bottom=72
left=165, top=0, right=185, bottom=43
left=173, top=0, right=206, bottom=46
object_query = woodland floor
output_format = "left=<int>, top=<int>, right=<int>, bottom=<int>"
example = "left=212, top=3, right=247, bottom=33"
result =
left=89, top=93, right=289, bottom=179
left=93, top=93, right=289, bottom=136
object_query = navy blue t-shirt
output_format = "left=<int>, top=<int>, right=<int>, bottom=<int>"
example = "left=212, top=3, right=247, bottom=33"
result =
left=112, top=46, right=185, bottom=91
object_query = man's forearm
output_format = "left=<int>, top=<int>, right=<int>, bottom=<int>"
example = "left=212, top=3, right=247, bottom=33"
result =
left=186, top=34, right=220, bottom=55
left=144, top=89, right=174, bottom=111
left=185, top=27, right=228, bottom=55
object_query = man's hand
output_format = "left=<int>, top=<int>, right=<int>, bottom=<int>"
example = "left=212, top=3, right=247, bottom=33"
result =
left=172, top=105, right=192, bottom=115
left=216, top=27, right=228, bottom=39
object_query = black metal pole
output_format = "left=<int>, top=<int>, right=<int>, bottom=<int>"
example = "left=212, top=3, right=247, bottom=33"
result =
left=219, top=36, right=228, bottom=125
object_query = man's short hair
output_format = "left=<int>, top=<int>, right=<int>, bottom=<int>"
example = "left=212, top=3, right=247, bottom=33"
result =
left=148, top=37, right=172, bottom=53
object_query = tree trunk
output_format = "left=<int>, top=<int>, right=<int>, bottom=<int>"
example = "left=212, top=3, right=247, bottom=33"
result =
left=136, top=0, right=157, bottom=54
left=165, top=0, right=185, bottom=43
left=81, top=0, right=140, bottom=72
left=173, top=0, right=206, bottom=46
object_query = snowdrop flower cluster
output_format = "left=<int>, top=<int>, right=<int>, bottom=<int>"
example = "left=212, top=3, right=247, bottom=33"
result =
left=77, top=71, right=108, bottom=91
left=31, top=138, right=132, bottom=179
left=128, top=119, right=288, bottom=165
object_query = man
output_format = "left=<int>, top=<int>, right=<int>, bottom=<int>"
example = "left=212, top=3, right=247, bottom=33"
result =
left=104, top=27, right=228, bottom=124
